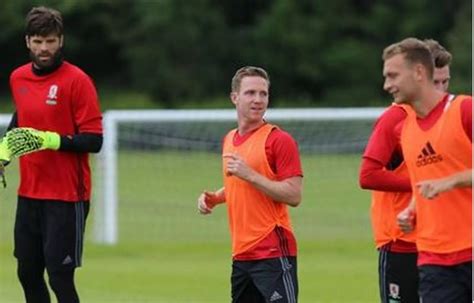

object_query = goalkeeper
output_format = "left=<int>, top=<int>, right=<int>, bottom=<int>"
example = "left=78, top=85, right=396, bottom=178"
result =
left=7, top=6, right=103, bottom=303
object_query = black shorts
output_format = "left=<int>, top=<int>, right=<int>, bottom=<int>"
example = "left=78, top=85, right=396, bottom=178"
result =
left=418, top=262, right=472, bottom=303
left=378, top=248, right=419, bottom=303
left=231, top=256, right=298, bottom=303
left=14, top=196, right=89, bottom=272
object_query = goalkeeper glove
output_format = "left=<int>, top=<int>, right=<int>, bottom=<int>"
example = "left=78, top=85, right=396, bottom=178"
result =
left=6, top=127, right=61, bottom=157
left=0, top=140, right=11, bottom=188
left=0, top=140, right=11, bottom=163
left=0, top=162, right=6, bottom=188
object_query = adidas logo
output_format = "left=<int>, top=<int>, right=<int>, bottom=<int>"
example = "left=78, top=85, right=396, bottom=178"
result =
left=270, top=291, right=283, bottom=301
left=416, top=141, right=443, bottom=167
left=62, top=255, right=73, bottom=265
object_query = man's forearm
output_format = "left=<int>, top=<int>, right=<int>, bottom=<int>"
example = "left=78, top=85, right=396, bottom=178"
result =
left=451, top=170, right=472, bottom=188
left=59, top=133, right=103, bottom=153
left=248, top=175, right=302, bottom=207
left=213, top=187, right=226, bottom=204
left=416, top=169, right=472, bottom=200
left=359, top=158, right=411, bottom=192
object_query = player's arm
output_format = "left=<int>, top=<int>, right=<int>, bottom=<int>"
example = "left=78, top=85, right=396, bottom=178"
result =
left=63, top=70, right=103, bottom=154
left=226, top=159, right=302, bottom=206
left=5, top=128, right=102, bottom=157
left=59, top=133, right=102, bottom=153
left=359, top=106, right=411, bottom=192
left=0, top=140, right=11, bottom=188
left=197, top=187, right=226, bottom=215
left=461, top=97, right=472, bottom=141
left=417, top=170, right=472, bottom=200
left=0, top=111, right=18, bottom=161
left=0, top=113, right=16, bottom=188
left=223, top=129, right=303, bottom=207
left=415, top=98, right=472, bottom=200
left=359, top=157, right=411, bottom=192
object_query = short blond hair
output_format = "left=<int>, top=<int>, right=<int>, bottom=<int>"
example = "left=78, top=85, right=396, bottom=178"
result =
left=231, top=66, right=270, bottom=92
left=382, top=37, right=434, bottom=78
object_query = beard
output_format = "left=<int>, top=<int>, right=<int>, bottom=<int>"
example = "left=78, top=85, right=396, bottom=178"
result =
left=29, top=49, right=63, bottom=70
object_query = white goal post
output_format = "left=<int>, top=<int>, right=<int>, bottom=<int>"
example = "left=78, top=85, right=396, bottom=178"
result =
left=94, top=107, right=384, bottom=245
left=0, top=114, right=12, bottom=126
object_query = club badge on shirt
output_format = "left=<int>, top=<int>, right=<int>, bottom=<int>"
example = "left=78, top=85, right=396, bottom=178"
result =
left=46, top=84, right=59, bottom=105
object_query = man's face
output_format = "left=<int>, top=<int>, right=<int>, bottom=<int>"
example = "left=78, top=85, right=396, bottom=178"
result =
left=383, top=54, right=419, bottom=104
left=230, top=76, right=269, bottom=124
left=433, top=66, right=450, bottom=92
left=26, top=34, right=63, bottom=69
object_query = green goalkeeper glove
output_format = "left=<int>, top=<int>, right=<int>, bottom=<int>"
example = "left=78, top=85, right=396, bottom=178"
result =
left=0, top=140, right=11, bottom=163
left=6, top=127, right=61, bottom=157
left=0, top=162, right=6, bottom=188
left=0, top=140, right=11, bottom=188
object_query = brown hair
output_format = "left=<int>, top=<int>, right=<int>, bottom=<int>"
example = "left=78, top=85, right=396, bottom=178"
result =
left=231, top=66, right=270, bottom=92
left=25, top=6, right=63, bottom=37
left=424, top=39, right=452, bottom=68
left=382, top=37, right=434, bottom=78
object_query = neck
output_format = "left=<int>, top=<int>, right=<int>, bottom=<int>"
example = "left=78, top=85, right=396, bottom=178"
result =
left=411, top=85, right=445, bottom=118
left=238, top=120, right=265, bottom=135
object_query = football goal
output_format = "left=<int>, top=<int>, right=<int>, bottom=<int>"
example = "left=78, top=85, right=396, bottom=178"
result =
left=93, top=108, right=384, bottom=245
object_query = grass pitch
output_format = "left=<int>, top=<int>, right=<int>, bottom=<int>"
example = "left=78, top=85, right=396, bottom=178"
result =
left=0, top=152, right=377, bottom=302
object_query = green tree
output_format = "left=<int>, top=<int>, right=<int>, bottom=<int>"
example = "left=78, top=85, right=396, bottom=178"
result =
left=122, top=0, right=233, bottom=107
left=1, top=0, right=470, bottom=108
left=0, top=1, right=32, bottom=95
left=447, top=0, right=472, bottom=93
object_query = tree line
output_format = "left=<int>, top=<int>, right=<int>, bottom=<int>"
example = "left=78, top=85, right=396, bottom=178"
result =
left=0, top=0, right=471, bottom=108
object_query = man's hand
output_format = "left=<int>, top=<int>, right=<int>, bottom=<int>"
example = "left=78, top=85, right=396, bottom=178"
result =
left=223, top=153, right=255, bottom=181
left=6, top=127, right=60, bottom=157
left=224, top=152, right=302, bottom=206
left=197, top=190, right=225, bottom=215
left=417, top=179, right=451, bottom=199
left=0, top=162, right=6, bottom=188
left=416, top=171, right=472, bottom=200
left=0, top=140, right=11, bottom=188
left=397, top=205, right=416, bottom=233
left=0, top=140, right=11, bottom=163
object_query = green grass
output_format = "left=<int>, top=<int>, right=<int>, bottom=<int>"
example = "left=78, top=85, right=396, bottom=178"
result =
left=0, top=152, right=377, bottom=302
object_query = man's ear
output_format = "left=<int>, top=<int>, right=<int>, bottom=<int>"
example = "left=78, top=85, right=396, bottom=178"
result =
left=59, top=35, right=64, bottom=47
left=230, top=92, right=238, bottom=106
left=25, top=36, right=30, bottom=48
left=414, top=63, right=425, bottom=82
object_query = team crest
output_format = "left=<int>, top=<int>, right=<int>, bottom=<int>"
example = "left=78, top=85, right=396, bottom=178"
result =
left=388, top=283, right=401, bottom=302
left=46, top=84, right=58, bottom=105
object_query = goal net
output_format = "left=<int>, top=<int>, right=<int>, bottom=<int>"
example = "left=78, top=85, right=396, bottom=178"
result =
left=93, top=108, right=383, bottom=245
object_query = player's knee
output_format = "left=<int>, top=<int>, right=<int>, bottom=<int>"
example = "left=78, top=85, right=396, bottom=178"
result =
left=17, top=261, right=44, bottom=286
left=48, top=269, right=79, bottom=302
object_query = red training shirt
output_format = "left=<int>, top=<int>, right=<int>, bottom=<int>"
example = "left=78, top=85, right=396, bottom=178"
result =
left=10, top=61, right=103, bottom=202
